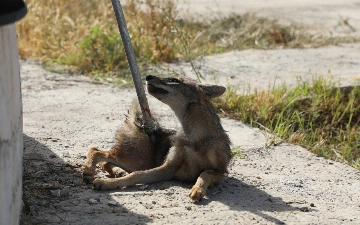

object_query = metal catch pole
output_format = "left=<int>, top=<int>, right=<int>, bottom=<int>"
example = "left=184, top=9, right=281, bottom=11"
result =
left=110, top=0, right=157, bottom=133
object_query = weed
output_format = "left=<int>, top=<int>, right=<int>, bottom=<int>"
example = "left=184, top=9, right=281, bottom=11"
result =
left=215, top=77, right=360, bottom=168
left=231, top=146, right=245, bottom=158
left=71, top=25, right=126, bottom=72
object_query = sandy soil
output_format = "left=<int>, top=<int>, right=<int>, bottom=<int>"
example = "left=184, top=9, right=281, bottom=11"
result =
left=20, top=1, right=360, bottom=224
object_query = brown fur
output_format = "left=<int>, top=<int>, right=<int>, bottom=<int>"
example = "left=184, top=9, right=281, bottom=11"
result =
left=83, top=75, right=232, bottom=202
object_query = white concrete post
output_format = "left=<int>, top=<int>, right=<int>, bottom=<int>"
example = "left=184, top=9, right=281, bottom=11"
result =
left=0, top=24, right=23, bottom=225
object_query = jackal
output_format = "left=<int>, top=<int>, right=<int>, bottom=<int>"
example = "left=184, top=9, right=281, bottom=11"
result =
left=83, top=75, right=232, bottom=202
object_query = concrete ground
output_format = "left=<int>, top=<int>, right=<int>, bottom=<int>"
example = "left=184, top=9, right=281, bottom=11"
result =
left=173, top=0, right=360, bottom=90
left=179, top=0, right=360, bottom=35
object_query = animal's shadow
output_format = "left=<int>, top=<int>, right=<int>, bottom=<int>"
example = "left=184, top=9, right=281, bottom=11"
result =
left=135, top=175, right=299, bottom=224
left=22, top=134, right=152, bottom=225
left=205, top=176, right=298, bottom=224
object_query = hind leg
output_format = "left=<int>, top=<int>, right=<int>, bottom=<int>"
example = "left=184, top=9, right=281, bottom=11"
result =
left=93, top=147, right=184, bottom=190
left=189, top=170, right=224, bottom=202
left=83, top=147, right=121, bottom=184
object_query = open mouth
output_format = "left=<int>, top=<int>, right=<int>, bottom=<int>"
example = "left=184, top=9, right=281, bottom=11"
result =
left=147, top=84, right=168, bottom=95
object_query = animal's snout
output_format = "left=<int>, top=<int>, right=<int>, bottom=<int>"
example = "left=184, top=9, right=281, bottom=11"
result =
left=146, top=74, right=155, bottom=81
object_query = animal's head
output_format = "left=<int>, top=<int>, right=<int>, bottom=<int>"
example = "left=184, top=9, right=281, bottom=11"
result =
left=146, top=75, right=226, bottom=110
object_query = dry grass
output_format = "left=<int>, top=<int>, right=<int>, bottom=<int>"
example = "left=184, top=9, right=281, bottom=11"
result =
left=17, top=0, right=359, bottom=77
left=17, top=0, right=109, bottom=61
left=17, top=0, right=208, bottom=76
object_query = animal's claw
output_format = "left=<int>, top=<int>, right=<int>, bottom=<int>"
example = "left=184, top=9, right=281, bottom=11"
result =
left=189, top=186, right=205, bottom=202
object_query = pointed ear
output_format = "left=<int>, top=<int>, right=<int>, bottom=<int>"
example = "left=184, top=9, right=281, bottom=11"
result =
left=199, top=85, right=226, bottom=98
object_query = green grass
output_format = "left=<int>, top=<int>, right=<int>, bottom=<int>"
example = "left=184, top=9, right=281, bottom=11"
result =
left=215, top=77, right=360, bottom=168
left=231, top=146, right=245, bottom=159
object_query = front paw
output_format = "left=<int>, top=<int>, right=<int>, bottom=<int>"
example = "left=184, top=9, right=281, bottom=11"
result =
left=92, top=178, right=108, bottom=190
left=93, top=178, right=122, bottom=190
left=189, top=185, right=205, bottom=202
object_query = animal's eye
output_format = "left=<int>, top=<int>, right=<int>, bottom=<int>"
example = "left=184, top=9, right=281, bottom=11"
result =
left=167, top=78, right=180, bottom=83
